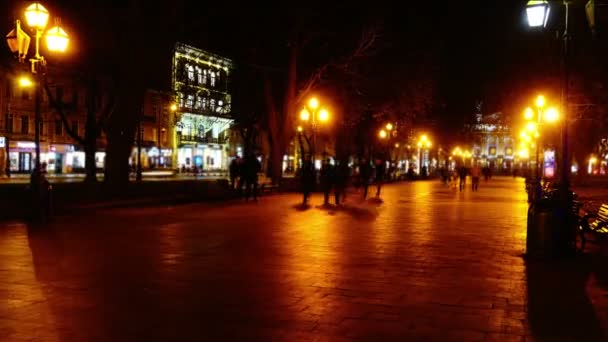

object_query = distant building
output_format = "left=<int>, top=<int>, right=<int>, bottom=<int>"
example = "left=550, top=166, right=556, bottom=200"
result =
left=465, top=111, right=514, bottom=170
left=0, top=65, right=108, bottom=175
left=129, top=89, right=175, bottom=170
left=171, top=43, right=234, bottom=172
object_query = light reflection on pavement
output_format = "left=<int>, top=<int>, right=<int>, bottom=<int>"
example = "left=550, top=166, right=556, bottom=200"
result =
left=0, top=177, right=606, bottom=340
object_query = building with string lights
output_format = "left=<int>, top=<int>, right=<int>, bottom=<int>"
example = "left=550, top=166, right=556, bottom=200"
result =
left=171, top=43, right=234, bottom=172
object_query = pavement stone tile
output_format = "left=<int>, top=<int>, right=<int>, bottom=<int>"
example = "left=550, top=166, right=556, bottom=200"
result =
left=0, top=177, right=607, bottom=340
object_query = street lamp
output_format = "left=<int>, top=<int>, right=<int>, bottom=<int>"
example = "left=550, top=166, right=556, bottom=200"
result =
left=416, top=134, right=432, bottom=175
left=525, top=0, right=573, bottom=205
left=5, top=2, right=69, bottom=187
left=524, top=96, right=560, bottom=199
left=526, top=0, right=551, bottom=28
left=299, top=96, right=330, bottom=165
left=378, top=129, right=387, bottom=139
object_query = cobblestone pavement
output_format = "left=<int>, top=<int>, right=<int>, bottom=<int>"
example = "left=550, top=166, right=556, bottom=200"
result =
left=1, top=177, right=607, bottom=341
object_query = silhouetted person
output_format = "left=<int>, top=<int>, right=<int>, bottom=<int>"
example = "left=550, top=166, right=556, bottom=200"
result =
left=375, top=159, right=386, bottom=197
left=458, top=166, right=468, bottom=192
left=244, top=155, right=261, bottom=201
left=421, top=165, right=428, bottom=178
left=483, top=166, right=490, bottom=182
left=360, top=159, right=372, bottom=199
left=334, top=161, right=350, bottom=205
left=301, top=160, right=315, bottom=205
left=470, top=164, right=481, bottom=191
left=229, top=157, right=240, bottom=190
left=320, top=159, right=334, bottom=206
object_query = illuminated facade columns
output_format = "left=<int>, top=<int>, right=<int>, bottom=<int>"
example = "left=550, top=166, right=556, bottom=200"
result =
left=172, top=43, right=234, bottom=172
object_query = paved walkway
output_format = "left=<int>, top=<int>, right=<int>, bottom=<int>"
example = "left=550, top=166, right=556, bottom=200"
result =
left=1, top=177, right=607, bottom=341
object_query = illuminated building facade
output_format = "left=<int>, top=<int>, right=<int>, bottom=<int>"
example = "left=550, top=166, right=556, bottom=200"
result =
left=466, top=111, right=514, bottom=170
left=0, top=65, right=107, bottom=175
left=172, top=43, right=234, bottom=171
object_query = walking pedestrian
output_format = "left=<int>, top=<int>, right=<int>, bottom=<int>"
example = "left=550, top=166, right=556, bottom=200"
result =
left=458, top=165, right=468, bottom=192
left=229, top=156, right=240, bottom=191
left=301, top=160, right=315, bottom=206
left=244, top=155, right=261, bottom=201
left=375, top=159, right=386, bottom=198
left=359, top=159, right=372, bottom=200
left=470, top=163, right=481, bottom=192
left=334, top=160, right=350, bottom=205
left=320, top=159, right=334, bottom=206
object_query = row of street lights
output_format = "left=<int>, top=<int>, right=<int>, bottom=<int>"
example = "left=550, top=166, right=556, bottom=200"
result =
left=378, top=126, right=433, bottom=174
left=518, top=95, right=561, bottom=199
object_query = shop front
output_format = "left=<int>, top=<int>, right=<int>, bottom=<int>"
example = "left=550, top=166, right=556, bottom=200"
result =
left=147, top=147, right=173, bottom=169
left=177, top=143, right=226, bottom=171
left=130, top=146, right=173, bottom=170
left=8, top=141, right=37, bottom=173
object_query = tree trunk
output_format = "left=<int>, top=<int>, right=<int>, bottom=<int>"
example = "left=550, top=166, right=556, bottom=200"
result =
left=269, top=132, right=285, bottom=184
left=104, top=89, right=141, bottom=190
left=84, top=136, right=97, bottom=183
left=84, top=79, right=98, bottom=183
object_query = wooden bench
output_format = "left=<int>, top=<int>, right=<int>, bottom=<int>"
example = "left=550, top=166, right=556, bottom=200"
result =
left=579, top=203, right=608, bottom=251
left=588, top=204, right=608, bottom=234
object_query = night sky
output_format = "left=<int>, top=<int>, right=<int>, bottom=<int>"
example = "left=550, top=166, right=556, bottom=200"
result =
left=2, top=0, right=585, bottom=142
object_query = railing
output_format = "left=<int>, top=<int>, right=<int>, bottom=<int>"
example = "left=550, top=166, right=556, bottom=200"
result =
left=177, top=134, right=228, bottom=145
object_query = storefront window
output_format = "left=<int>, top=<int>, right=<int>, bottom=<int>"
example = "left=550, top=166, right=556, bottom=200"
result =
left=9, top=152, right=18, bottom=172
left=95, top=152, right=106, bottom=169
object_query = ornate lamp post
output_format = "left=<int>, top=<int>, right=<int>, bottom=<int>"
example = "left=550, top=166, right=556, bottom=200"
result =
left=525, top=0, right=572, bottom=201
left=5, top=2, right=69, bottom=179
left=523, top=96, right=559, bottom=200
left=299, top=97, right=330, bottom=166
left=416, top=134, right=432, bottom=175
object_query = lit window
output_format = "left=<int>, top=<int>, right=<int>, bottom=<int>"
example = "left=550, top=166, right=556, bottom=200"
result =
left=196, top=67, right=203, bottom=84
left=202, top=97, right=207, bottom=109
left=195, top=96, right=202, bottom=109
left=210, top=99, right=215, bottom=111
left=210, top=71, right=216, bottom=87
left=186, top=95, right=194, bottom=108
left=178, top=93, right=184, bottom=108
left=202, top=70, right=207, bottom=84
left=187, top=64, right=194, bottom=81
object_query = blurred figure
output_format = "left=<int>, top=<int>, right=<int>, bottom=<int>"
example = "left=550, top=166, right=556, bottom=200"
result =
left=458, top=166, right=468, bottom=192
left=471, top=163, right=481, bottom=191
left=375, top=159, right=386, bottom=198
left=301, top=160, right=315, bottom=206
left=334, top=160, right=350, bottom=205
left=319, top=159, right=334, bottom=206
left=360, top=159, right=372, bottom=200
left=229, top=156, right=241, bottom=190
left=244, top=155, right=261, bottom=201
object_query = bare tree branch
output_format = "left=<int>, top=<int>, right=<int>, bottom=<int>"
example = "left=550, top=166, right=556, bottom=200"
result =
left=43, top=81, right=86, bottom=145
left=295, top=27, right=380, bottom=105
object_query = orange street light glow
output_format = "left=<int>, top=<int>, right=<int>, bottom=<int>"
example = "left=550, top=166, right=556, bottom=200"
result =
left=386, top=123, right=393, bottom=131
left=545, top=107, right=559, bottom=122
left=300, top=109, right=310, bottom=121
left=536, top=95, right=546, bottom=108
left=524, top=107, right=534, bottom=120
left=318, top=108, right=329, bottom=121
left=308, top=97, right=319, bottom=109
left=379, top=129, right=387, bottom=139
left=18, top=76, right=33, bottom=88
